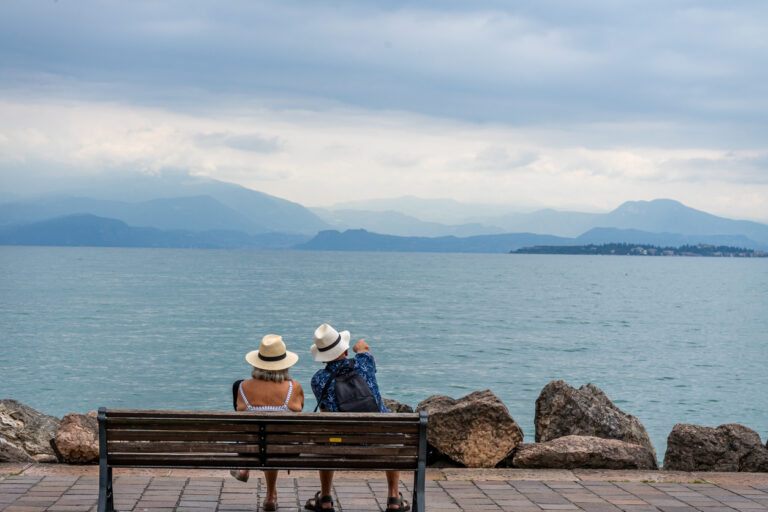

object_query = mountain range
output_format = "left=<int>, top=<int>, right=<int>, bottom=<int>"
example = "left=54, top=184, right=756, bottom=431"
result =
left=2, top=172, right=767, bottom=252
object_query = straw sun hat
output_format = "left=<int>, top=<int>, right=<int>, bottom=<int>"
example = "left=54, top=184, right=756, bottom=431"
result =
left=245, top=334, right=299, bottom=371
left=311, top=323, right=351, bottom=362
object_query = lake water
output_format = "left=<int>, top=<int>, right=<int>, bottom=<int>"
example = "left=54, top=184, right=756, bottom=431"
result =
left=1, top=246, right=767, bottom=464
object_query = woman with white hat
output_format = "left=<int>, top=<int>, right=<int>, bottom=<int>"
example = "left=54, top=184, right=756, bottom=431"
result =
left=230, top=334, right=304, bottom=511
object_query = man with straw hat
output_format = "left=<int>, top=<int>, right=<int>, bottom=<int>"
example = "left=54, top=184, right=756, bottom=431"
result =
left=304, top=324, right=409, bottom=512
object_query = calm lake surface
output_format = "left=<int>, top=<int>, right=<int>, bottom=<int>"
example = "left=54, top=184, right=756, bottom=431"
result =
left=1, top=246, right=767, bottom=463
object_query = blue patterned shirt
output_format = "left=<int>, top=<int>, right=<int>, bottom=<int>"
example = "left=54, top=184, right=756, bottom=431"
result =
left=311, top=352, right=389, bottom=413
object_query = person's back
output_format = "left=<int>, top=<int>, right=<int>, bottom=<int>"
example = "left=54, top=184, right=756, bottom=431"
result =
left=311, top=344, right=387, bottom=413
left=305, top=324, right=408, bottom=512
left=230, top=334, right=304, bottom=512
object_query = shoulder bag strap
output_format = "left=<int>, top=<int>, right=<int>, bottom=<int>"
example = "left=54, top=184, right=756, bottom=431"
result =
left=313, top=362, right=345, bottom=412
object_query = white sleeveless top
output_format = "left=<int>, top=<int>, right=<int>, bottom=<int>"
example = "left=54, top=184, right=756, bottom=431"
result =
left=238, top=380, right=294, bottom=412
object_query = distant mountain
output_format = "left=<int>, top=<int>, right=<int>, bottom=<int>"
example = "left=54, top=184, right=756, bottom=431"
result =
left=575, top=227, right=767, bottom=251
left=295, top=229, right=571, bottom=253
left=326, top=197, right=768, bottom=244
left=0, top=195, right=267, bottom=233
left=0, top=214, right=309, bottom=249
left=599, top=199, right=768, bottom=244
left=327, top=195, right=517, bottom=225
left=310, top=207, right=505, bottom=237
left=2, top=171, right=329, bottom=235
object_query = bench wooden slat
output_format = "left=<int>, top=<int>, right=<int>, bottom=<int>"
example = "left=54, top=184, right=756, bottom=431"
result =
left=108, top=441, right=261, bottom=453
left=104, top=421, right=418, bottom=434
left=107, top=431, right=263, bottom=442
left=266, top=433, right=418, bottom=445
left=108, top=442, right=415, bottom=457
left=108, top=454, right=418, bottom=470
left=106, top=410, right=419, bottom=421
left=108, top=431, right=417, bottom=445
left=265, top=444, right=416, bottom=456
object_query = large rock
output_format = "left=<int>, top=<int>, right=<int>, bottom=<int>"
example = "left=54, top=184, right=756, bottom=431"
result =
left=512, top=435, right=658, bottom=469
left=0, top=399, right=60, bottom=463
left=663, top=423, right=768, bottom=472
left=382, top=398, right=413, bottom=413
left=416, top=390, right=523, bottom=468
left=535, top=380, right=656, bottom=460
left=52, top=412, right=99, bottom=464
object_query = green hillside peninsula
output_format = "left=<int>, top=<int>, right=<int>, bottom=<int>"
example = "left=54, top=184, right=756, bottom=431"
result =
left=512, top=243, right=768, bottom=257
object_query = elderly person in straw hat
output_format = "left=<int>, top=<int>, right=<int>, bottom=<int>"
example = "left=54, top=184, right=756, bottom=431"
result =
left=304, top=324, right=409, bottom=512
left=230, top=334, right=304, bottom=511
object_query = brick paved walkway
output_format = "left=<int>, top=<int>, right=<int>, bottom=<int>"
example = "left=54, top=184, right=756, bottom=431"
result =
left=2, top=473, right=768, bottom=512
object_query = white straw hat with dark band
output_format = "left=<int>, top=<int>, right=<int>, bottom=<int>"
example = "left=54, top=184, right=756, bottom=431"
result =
left=311, top=323, right=351, bottom=362
left=246, top=334, right=299, bottom=370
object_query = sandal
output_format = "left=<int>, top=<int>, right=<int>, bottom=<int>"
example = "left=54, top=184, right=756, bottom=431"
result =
left=304, top=491, right=335, bottom=511
left=229, top=469, right=249, bottom=482
left=385, top=492, right=410, bottom=512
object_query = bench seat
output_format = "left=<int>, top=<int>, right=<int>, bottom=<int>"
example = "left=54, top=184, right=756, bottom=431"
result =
left=98, top=408, right=427, bottom=511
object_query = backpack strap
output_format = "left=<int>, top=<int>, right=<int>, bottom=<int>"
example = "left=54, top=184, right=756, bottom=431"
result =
left=313, top=361, right=346, bottom=412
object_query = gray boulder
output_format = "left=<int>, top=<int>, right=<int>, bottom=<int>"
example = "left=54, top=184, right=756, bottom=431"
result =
left=52, top=412, right=99, bottom=464
left=416, top=390, right=523, bottom=468
left=382, top=398, right=413, bottom=413
left=0, top=399, right=60, bottom=463
left=512, top=435, right=657, bottom=469
left=663, top=423, right=768, bottom=472
left=535, top=380, right=656, bottom=460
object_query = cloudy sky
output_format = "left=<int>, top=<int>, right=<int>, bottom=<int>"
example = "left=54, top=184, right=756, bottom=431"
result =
left=1, top=0, right=767, bottom=220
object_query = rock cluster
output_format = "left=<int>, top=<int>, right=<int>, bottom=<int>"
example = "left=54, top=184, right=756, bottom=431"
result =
left=663, top=423, right=768, bottom=472
left=382, top=398, right=413, bottom=413
left=0, top=399, right=60, bottom=463
left=416, top=390, right=523, bottom=468
left=535, top=380, right=657, bottom=461
left=52, top=412, right=100, bottom=464
left=512, top=435, right=657, bottom=469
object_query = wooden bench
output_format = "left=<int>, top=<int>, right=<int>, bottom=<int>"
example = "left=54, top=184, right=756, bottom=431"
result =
left=97, top=408, right=428, bottom=512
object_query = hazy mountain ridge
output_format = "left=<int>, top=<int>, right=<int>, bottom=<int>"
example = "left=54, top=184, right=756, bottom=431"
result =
left=322, top=197, right=768, bottom=243
left=296, top=228, right=768, bottom=254
left=310, top=207, right=506, bottom=237
left=0, top=214, right=309, bottom=249
left=295, top=229, right=572, bottom=253
left=2, top=172, right=767, bottom=250
left=1, top=173, right=329, bottom=235
left=0, top=195, right=268, bottom=234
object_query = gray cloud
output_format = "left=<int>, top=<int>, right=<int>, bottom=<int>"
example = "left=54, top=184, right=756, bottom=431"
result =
left=661, top=152, right=768, bottom=185
left=473, top=147, right=539, bottom=172
left=1, top=1, right=767, bottom=147
left=194, top=132, right=283, bottom=153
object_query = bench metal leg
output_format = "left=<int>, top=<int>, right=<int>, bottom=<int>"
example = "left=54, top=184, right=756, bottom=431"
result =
left=98, top=408, right=114, bottom=512
left=413, top=411, right=428, bottom=512
left=98, top=466, right=114, bottom=512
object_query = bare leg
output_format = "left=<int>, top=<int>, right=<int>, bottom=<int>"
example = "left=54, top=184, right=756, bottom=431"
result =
left=320, top=470, right=334, bottom=508
left=263, top=470, right=278, bottom=505
left=386, top=471, right=406, bottom=509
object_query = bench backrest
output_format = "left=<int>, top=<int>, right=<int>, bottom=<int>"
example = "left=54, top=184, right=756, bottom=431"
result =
left=99, top=409, right=427, bottom=471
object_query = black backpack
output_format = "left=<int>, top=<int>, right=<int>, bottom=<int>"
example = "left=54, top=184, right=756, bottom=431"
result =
left=314, top=359, right=380, bottom=412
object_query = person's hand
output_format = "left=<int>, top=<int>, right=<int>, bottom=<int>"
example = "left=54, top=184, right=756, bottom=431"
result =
left=352, top=339, right=370, bottom=353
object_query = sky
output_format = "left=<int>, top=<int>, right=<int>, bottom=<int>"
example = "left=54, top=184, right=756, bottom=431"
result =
left=1, top=0, right=767, bottom=221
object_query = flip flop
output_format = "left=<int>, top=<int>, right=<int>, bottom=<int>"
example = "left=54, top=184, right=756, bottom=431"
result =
left=385, top=492, right=410, bottom=512
left=304, top=491, right=335, bottom=512
left=229, top=469, right=249, bottom=482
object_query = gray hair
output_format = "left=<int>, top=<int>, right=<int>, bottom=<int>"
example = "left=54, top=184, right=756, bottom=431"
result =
left=251, top=367, right=291, bottom=383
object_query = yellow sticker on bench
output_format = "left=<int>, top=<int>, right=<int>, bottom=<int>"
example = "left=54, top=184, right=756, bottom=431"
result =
left=329, top=437, right=342, bottom=443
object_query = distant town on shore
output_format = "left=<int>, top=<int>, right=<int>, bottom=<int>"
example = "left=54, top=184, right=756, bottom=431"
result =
left=512, top=243, right=768, bottom=257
